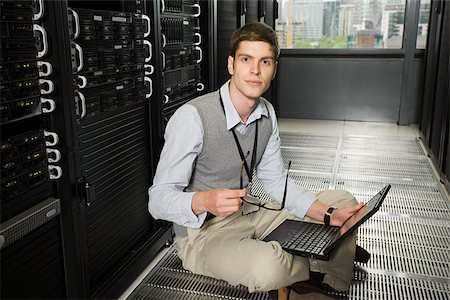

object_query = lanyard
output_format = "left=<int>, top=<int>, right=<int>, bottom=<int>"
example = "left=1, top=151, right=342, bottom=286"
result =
left=219, top=91, right=258, bottom=181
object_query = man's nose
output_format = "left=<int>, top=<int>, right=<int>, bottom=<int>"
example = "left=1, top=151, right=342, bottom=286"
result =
left=250, top=62, right=261, bottom=75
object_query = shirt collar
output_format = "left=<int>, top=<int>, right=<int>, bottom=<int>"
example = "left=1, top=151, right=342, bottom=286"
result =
left=219, top=80, right=269, bottom=130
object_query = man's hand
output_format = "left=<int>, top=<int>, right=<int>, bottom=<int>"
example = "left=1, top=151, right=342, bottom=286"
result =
left=192, top=188, right=245, bottom=217
left=329, top=203, right=365, bottom=227
left=306, top=200, right=365, bottom=227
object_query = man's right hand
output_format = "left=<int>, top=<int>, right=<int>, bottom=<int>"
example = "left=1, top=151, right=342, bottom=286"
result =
left=192, top=188, right=246, bottom=217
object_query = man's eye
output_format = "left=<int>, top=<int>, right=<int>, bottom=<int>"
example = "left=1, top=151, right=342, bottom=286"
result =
left=242, top=57, right=249, bottom=62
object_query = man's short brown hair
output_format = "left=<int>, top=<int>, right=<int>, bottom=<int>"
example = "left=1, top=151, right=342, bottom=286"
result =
left=229, top=22, right=280, bottom=61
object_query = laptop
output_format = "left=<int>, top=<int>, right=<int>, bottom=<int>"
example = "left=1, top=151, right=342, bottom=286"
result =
left=263, top=184, right=391, bottom=261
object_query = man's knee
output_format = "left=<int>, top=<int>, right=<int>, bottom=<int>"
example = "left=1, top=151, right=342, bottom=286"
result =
left=245, top=244, right=309, bottom=292
left=246, top=257, right=292, bottom=291
left=316, top=189, right=357, bottom=208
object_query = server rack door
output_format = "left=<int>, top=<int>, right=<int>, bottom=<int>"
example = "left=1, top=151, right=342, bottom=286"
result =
left=419, top=0, right=440, bottom=139
left=420, top=0, right=449, bottom=190
left=245, top=0, right=259, bottom=23
left=216, top=0, right=239, bottom=88
left=263, top=0, right=278, bottom=28
left=64, top=1, right=173, bottom=297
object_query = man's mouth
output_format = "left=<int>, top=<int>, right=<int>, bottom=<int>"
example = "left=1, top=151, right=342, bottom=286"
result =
left=247, top=80, right=261, bottom=86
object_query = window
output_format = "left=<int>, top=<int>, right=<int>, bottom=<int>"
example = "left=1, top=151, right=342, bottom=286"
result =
left=276, top=0, right=428, bottom=49
left=416, top=0, right=430, bottom=49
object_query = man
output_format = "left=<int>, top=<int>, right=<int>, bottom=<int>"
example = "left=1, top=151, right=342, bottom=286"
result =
left=149, top=22, right=364, bottom=299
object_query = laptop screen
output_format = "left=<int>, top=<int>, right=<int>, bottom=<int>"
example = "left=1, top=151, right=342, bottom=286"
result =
left=338, top=187, right=386, bottom=237
left=323, top=185, right=390, bottom=255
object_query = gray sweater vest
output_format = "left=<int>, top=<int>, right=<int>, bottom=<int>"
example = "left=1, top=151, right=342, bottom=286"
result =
left=174, top=90, right=273, bottom=236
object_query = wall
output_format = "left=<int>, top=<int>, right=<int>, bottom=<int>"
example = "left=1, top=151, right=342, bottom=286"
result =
left=274, top=54, right=424, bottom=123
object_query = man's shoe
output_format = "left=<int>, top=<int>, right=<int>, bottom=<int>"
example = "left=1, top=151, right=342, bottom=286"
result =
left=288, top=272, right=339, bottom=297
left=355, top=245, right=371, bottom=263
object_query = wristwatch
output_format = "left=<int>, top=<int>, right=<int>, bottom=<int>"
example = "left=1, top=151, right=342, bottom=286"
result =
left=324, top=207, right=336, bottom=226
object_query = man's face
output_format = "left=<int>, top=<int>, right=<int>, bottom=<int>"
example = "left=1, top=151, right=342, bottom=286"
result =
left=227, top=40, right=277, bottom=101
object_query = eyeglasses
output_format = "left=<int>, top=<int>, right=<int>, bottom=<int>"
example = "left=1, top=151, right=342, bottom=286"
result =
left=240, top=157, right=292, bottom=212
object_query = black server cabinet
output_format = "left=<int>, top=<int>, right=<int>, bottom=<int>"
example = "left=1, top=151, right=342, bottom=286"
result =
left=63, top=1, right=172, bottom=298
left=245, top=0, right=259, bottom=23
left=2, top=0, right=173, bottom=298
left=420, top=0, right=449, bottom=191
left=1, top=0, right=66, bottom=298
left=216, top=0, right=239, bottom=89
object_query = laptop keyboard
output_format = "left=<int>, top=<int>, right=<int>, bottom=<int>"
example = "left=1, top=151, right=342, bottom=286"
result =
left=282, top=223, right=339, bottom=254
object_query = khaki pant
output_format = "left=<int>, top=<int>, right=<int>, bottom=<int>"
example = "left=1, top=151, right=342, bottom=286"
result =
left=175, top=190, right=357, bottom=292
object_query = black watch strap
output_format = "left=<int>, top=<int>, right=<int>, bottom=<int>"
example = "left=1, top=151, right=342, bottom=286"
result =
left=324, top=207, right=336, bottom=226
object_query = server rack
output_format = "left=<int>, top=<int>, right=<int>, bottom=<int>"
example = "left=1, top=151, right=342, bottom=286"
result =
left=64, top=2, right=172, bottom=298
left=2, top=0, right=174, bottom=298
left=1, top=0, right=225, bottom=298
left=155, top=0, right=208, bottom=129
left=1, top=0, right=66, bottom=298
left=420, top=0, right=449, bottom=191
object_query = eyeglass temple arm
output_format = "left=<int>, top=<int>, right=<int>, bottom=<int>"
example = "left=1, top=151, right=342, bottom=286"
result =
left=281, top=161, right=292, bottom=208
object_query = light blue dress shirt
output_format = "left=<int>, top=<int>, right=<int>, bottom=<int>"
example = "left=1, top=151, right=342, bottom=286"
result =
left=148, top=81, right=317, bottom=228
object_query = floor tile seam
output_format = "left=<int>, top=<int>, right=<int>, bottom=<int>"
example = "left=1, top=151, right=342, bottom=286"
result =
left=372, top=211, right=450, bottom=223
left=371, top=211, right=450, bottom=222
left=357, top=239, right=450, bottom=253
left=356, top=267, right=450, bottom=286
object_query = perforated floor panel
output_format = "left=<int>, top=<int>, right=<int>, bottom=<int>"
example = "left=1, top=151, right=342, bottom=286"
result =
left=127, top=132, right=450, bottom=300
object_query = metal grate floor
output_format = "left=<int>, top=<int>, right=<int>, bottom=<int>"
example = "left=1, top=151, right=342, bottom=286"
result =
left=127, top=132, right=450, bottom=300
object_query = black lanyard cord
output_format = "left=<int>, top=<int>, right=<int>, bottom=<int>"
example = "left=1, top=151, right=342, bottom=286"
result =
left=230, top=122, right=258, bottom=180
left=219, top=91, right=258, bottom=181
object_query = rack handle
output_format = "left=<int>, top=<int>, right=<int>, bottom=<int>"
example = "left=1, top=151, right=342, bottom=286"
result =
left=33, top=0, right=45, bottom=20
left=142, top=14, right=151, bottom=38
left=76, top=75, right=87, bottom=89
left=48, top=165, right=62, bottom=180
left=194, top=46, right=203, bottom=64
left=161, top=33, right=167, bottom=48
left=74, top=43, right=84, bottom=73
left=144, top=40, right=152, bottom=62
left=161, top=51, right=166, bottom=70
left=144, top=64, right=154, bottom=75
left=194, top=33, right=201, bottom=46
left=193, top=4, right=201, bottom=17
left=39, top=79, right=54, bottom=94
left=144, top=77, right=153, bottom=98
left=37, top=61, right=52, bottom=77
left=34, top=24, right=48, bottom=58
left=68, top=8, right=80, bottom=39
left=75, top=91, right=86, bottom=119
left=197, top=83, right=205, bottom=92
left=44, top=131, right=59, bottom=147
left=46, top=149, right=61, bottom=163
left=41, top=98, right=56, bottom=113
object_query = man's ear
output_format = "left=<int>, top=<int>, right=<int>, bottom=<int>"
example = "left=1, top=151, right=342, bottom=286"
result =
left=227, top=55, right=234, bottom=76
left=272, top=61, right=278, bottom=80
